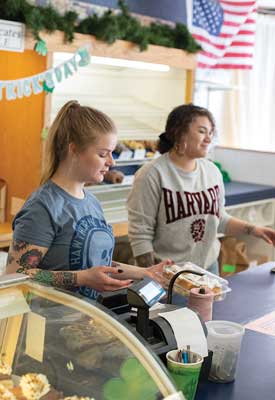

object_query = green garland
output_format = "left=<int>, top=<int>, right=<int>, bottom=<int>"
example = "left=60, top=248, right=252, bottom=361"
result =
left=0, top=0, right=201, bottom=53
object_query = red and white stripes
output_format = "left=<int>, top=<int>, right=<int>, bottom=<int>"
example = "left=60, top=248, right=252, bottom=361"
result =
left=190, top=0, right=257, bottom=69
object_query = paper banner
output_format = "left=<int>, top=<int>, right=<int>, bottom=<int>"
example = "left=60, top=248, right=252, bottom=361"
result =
left=0, top=45, right=91, bottom=101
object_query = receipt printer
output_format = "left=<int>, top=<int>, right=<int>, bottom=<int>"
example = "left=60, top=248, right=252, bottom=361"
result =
left=98, top=277, right=183, bottom=360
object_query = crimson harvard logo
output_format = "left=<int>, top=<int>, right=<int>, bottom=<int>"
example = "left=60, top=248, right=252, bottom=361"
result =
left=162, top=186, right=220, bottom=225
left=191, top=219, right=206, bottom=242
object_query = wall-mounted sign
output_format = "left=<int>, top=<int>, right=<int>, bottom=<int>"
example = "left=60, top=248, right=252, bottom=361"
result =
left=0, top=19, right=25, bottom=52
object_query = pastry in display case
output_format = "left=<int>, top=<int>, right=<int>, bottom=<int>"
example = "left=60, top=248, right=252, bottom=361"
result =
left=0, top=274, right=185, bottom=400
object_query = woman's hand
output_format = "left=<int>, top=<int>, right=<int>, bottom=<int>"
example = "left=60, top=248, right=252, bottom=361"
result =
left=252, top=226, right=275, bottom=246
left=227, top=219, right=275, bottom=247
left=144, top=259, right=173, bottom=285
left=77, top=266, right=133, bottom=292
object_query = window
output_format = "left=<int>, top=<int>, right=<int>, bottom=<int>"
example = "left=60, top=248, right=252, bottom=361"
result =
left=195, top=14, right=275, bottom=153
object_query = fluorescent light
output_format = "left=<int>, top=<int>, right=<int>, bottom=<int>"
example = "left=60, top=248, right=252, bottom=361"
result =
left=53, top=52, right=170, bottom=71
left=91, top=56, right=170, bottom=71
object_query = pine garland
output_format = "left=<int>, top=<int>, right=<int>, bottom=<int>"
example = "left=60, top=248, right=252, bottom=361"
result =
left=0, top=0, right=201, bottom=53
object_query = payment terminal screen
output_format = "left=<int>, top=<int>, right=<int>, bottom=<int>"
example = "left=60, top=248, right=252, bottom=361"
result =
left=139, top=281, right=163, bottom=304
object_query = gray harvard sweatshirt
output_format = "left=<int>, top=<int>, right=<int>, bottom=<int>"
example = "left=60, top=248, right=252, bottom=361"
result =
left=127, top=153, right=231, bottom=269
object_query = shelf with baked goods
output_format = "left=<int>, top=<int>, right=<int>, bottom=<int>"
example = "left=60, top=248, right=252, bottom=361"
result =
left=0, top=274, right=181, bottom=400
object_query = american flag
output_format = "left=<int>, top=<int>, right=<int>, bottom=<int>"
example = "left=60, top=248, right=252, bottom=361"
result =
left=187, top=0, right=257, bottom=69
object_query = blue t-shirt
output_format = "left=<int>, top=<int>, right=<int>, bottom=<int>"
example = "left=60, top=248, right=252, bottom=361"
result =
left=12, top=181, right=115, bottom=299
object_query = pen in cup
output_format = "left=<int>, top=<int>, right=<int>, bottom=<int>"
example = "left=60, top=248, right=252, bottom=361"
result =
left=182, top=351, right=188, bottom=363
left=174, top=346, right=198, bottom=364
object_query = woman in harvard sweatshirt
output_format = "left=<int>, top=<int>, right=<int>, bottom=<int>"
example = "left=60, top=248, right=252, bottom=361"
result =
left=127, top=104, right=275, bottom=275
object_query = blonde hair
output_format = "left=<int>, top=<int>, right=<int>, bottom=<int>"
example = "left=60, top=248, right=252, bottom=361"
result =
left=41, top=100, right=116, bottom=185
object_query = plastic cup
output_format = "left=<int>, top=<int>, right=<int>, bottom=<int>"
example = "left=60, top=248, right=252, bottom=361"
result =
left=166, top=349, right=203, bottom=400
left=206, top=320, right=245, bottom=383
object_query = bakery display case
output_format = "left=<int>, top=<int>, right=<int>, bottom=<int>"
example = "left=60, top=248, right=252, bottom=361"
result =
left=0, top=274, right=185, bottom=400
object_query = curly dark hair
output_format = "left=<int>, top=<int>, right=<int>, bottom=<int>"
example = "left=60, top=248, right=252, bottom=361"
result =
left=157, top=104, right=216, bottom=154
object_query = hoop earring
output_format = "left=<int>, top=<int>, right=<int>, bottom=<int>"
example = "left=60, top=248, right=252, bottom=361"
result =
left=175, top=142, right=186, bottom=156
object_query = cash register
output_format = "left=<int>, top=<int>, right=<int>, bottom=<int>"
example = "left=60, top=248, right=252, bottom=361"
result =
left=97, top=271, right=207, bottom=362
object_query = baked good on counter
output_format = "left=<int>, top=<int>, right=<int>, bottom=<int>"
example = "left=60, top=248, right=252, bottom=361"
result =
left=0, top=383, right=17, bottom=400
left=163, top=264, right=222, bottom=295
left=19, top=373, right=50, bottom=400
left=104, top=170, right=124, bottom=184
left=0, top=367, right=95, bottom=400
left=144, top=140, right=157, bottom=152
left=0, top=360, right=12, bottom=377
left=122, top=140, right=145, bottom=150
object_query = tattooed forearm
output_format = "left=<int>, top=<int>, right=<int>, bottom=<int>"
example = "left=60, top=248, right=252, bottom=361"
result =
left=16, top=249, right=43, bottom=272
left=12, top=239, right=28, bottom=252
left=135, top=252, right=161, bottom=268
left=244, top=223, right=255, bottom=235
left=53, top=271, right=78, bottom=288
left=24, top=269, right=78, bottom=289
left=7, top=253, right=14, bottom=265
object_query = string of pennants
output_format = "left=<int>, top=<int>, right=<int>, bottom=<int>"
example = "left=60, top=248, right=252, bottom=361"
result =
left=0, top=46, right=91, bottom=101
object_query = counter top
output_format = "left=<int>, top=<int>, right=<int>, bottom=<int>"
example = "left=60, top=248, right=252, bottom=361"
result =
left=195, top=262, right=275, bottom=400
left=224, top=181, right=275, bottom=206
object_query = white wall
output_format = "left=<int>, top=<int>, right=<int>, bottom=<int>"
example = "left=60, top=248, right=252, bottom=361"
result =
left=51, top=53, right=186, bottom=140
left=213, top=147, right=275, bottom=186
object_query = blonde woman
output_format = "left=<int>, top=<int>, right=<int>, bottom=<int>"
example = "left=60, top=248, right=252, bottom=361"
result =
left=6, top=101, right=169, bottom=299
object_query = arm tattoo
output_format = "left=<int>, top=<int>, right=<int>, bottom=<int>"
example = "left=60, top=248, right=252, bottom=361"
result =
left=135, top=252, right=156, bottom=268
left=53, top=271, right=77, bottom=288
left=24, top=270, right=77, bottom=289
left=12, top=239, right=28, bottom=252
left=244, top=224, right=255, bottom=235
left=14, top=245, right=77, bottom=288
left=7, top=253, right=14, bottom=265
left=16, top=249, right=43, bottom=272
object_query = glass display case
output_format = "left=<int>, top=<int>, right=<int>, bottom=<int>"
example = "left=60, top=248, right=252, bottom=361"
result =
left=0, top=274, right=185, bottom=400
